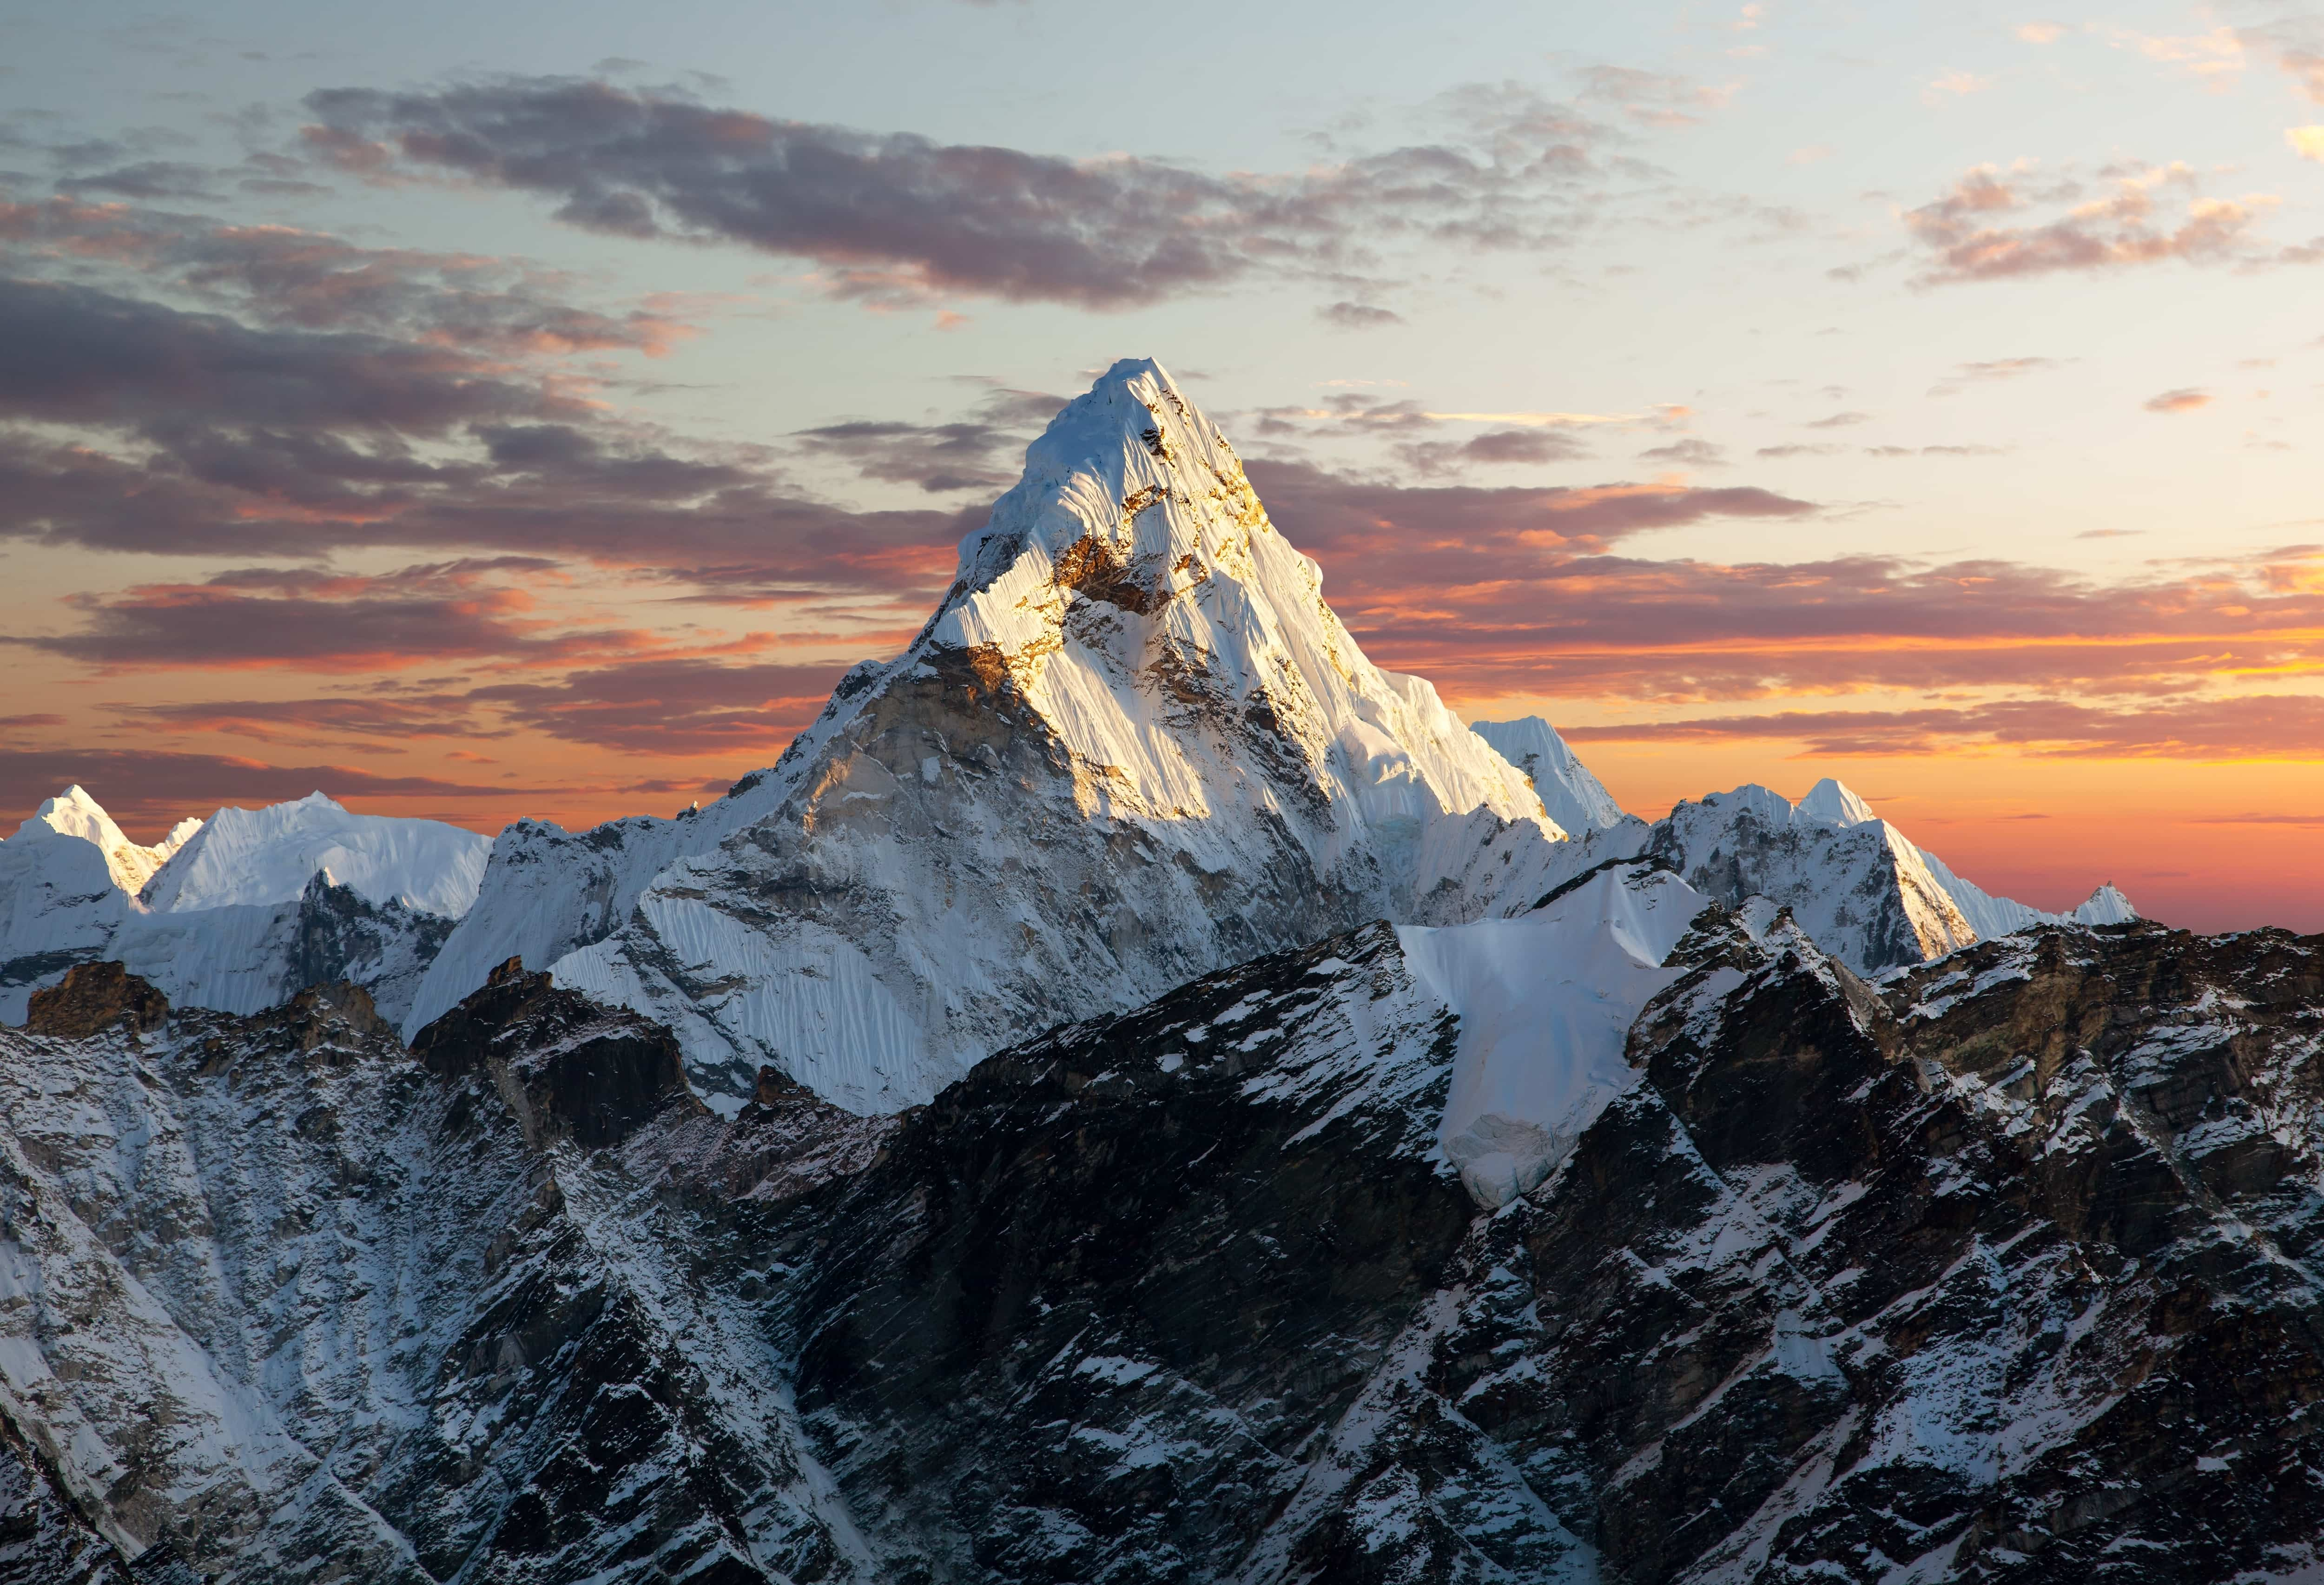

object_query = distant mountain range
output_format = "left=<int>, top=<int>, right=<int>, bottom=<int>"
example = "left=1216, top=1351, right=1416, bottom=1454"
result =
left=8, top=363, right=2304, bottom=1585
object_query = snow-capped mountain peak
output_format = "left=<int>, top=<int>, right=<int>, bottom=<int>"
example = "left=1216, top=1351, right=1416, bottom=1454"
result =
left=11, top=784, right=196, bottom=893
left=2073, top=881, right=2138, bottom=925
left=141, top=791, right=489, bottom=918
left=1470, top=717, right=1632, bottom=833
left=1797, top=775, right=1878, bottom=828
left=416, top=357, right=1567, bottom=1110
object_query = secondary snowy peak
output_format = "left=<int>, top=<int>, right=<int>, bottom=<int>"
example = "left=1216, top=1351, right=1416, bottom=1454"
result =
left=2, top=787, right=484, bottom=1024
left=1786, top=773, right=2141, bottom=939
left=10, top=785, right=196, bottom=894
left=1650, top=784, right=1977, bottom=974
left=1647, top=779, right=2139, bottom=974
left=425, top=358, right=1567, bottom=1111
left=2073, top=881, right=2138, bottom=925
left=142, top=791, right=488, bottom=918
left=1796, top=775, right=1877, bottom=828
left=1470, top=717, right=1631, bottom=833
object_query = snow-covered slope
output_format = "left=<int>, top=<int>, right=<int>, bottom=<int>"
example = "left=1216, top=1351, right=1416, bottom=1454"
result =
left=1405, top=862, right=1704, bottom=1207
left=0, top=815, right=131, bottom=1018
left=415, top=359, right=1568, bottom=1112
left=140, top=792, right=486, bottom=917
left=0, top=787, right=483, bottom=1025
left=1470, top=716, right=1631, bottom=833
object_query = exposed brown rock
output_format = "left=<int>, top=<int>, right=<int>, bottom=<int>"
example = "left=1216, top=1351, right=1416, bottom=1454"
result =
left=24, top=962, right=167, bottom=1040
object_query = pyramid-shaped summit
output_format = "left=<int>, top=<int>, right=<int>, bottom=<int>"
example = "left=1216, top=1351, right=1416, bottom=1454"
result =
left=410, top=358, right=1570, bottom=1112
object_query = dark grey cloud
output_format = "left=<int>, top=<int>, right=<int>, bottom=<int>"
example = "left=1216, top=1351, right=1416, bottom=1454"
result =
left=10, top=561, right=634, bottom=671
left=0, top=194, right=692, bottom=355
left=470, top=657, right=851, bottom=753
left=298, top=76, right=1610, bottom=308
left=0, top=274, right=567, bottom=434
left=1637, top=437, right=1727, bottom=468
left=790, top=385, right=1062, bottom=494
left=1398, top=426, right=1591, bottom=476
left=1318, top=301, right=1405, bottom=330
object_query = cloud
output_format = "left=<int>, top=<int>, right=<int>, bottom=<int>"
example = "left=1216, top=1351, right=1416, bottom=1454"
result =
left=0, top=274, right=571, bottom=434
left=0, top=266, right=978, bottom=611
left=9, top=561, right=667, bottom=673
left=790, top=384, right=1061, bottom=494
left=1318, top=300, right=1405, bottom=330
left=125, top=692, right=487, bottom=742
left=469, top=657, right=850, bottom=754
left=2143, top=387, right=2211, bottom=413
left=1902, top=161, right=2274, bottom=284
left=1928, top=355, right=2065, bottom=395
left=1924, top=71, right=1993, bottom=103
left=0, top=195, right=696, bottom=356
left=2017, top=22, right=2067, bottom=45
left=0, top=749, right=515, bottom=835
left=1637, top=437, right=1728, bottom=468
left=52, top=161, right=218, bottom=199
left=1557, top=694, right=2324, bottom=761
left=1576, top=66, right=1738, bottom=129
left=1253, top=482, right=2324, bottom=706
left=299, top=76, right=1616, bottom=310
left=1803, top=410, right=1870, bottom=429
left=2107, top=25, right=2245, bottom=86
left=2290, top=126, right=2324, bottom=162
left=2283, top=47, right=2324, bottom=104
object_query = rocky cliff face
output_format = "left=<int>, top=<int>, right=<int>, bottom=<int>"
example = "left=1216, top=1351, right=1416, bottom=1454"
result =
left=5, top=905, right=2321, bottom=1583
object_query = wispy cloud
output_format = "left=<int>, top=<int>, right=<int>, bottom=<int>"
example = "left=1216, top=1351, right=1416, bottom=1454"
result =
left=298, top=75, right=1623, bottom=310
left=1559, top=694, right=2324, bottom=761
left=2143, top=386, right=2211, bottom=414
left=1901, top=161, right=2275, bottom=284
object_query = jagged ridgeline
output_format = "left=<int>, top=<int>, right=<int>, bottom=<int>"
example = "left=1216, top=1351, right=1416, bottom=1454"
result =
left=6, top=897, right=2324, bottom=1582
left=4, top=357, right=2263, bottom=1585
left=3, top=360, right=2131, bottom=1117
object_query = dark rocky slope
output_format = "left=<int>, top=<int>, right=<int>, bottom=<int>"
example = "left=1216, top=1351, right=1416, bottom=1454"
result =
left=2, top=910, right=2321, bottom=1582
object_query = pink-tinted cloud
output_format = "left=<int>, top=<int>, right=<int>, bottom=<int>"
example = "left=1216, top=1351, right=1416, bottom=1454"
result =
left=15, top=561, right=664, bottom=673
left=1558, top=694, right=2324, bottom=761
left=469, top=658, right=850, bottom=754
left=2143, top=387, right=2212, bottom=413
left=1902, top=162, right=2272, bottom=284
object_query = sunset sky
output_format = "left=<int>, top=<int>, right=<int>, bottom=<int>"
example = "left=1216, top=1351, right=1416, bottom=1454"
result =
left=5, top=0, right=2323, bottom=931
